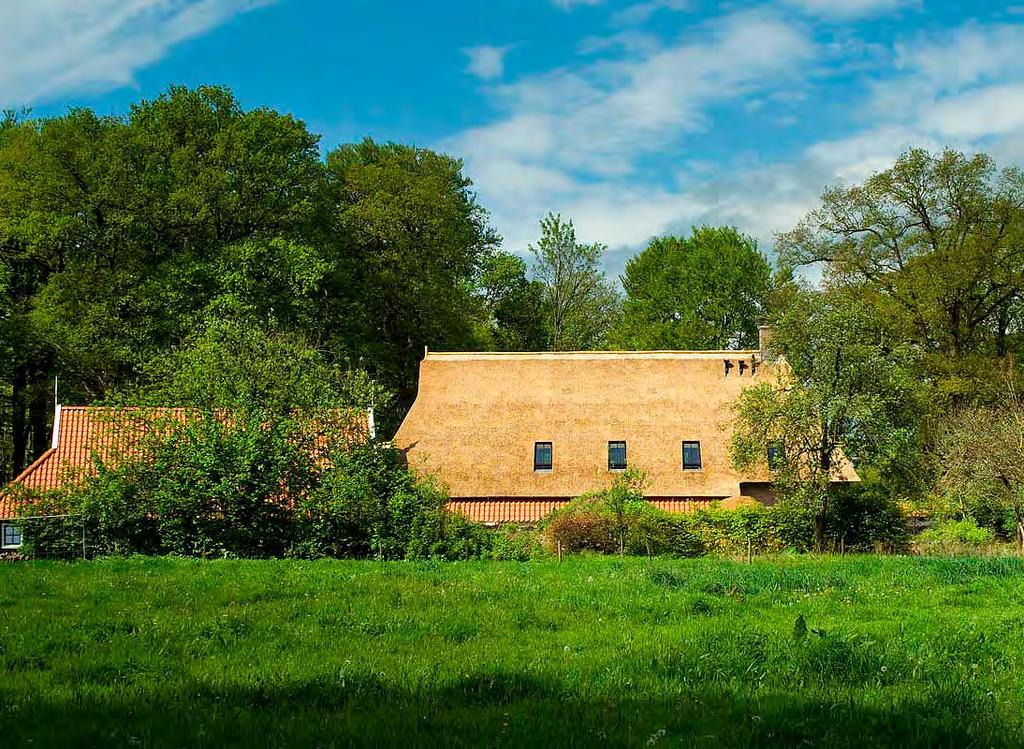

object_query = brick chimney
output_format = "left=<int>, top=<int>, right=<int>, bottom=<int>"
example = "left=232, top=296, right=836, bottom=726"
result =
left=758, top=325, right=773, bottom=362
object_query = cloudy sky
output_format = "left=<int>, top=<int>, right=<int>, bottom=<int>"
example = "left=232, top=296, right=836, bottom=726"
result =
left=3, top=0, right=1023, bottom=274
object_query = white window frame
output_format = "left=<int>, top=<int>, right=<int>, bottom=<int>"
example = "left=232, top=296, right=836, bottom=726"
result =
left=1, top=522, right=23, bottom=550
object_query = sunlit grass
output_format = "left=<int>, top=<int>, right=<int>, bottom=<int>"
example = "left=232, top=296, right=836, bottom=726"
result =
left=2, top=555, right=1024, bottom=747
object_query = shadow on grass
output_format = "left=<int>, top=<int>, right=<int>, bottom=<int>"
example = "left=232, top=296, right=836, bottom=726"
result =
left=7, top=672, right=1009, bottom=748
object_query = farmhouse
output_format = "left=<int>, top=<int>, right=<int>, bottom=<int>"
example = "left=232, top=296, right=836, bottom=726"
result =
left=393, top=337, right=858, bottom=524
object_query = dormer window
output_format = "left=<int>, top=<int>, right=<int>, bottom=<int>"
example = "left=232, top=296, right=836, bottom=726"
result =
left=534, top=441, right=553, bottom=471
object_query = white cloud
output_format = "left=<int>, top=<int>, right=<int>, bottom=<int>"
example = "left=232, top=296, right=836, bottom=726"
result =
left=447, top=10, right=817, bottom=255
left=926, top=84, right=1024, bottom=138
left=610, top=0, right=689, bottom=26
left=0, top=0, right=270, bottom=107
left=784, top=0, right=917, bottom=19
left=551, top=0, right=603, bottom=9
left=447, top=13, right=1024, bottom=274
left=464, top=45, right=515, bottom=81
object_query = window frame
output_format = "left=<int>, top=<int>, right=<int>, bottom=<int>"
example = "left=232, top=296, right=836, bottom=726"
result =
left=681, top=440, right=702, bottom=471
left=608, top=440, right=627, bottom=471
left=1, top=523, right=23, bottom=550
left=534, top=441, right=553, bottom=472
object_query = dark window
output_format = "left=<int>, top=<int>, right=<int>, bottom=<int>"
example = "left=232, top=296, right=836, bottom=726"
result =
left=767, top=443, right=785, bottom=470
left=2, top=523, right=22, bottom=549
left=534, top=441, right=553, bottom=471
left=682, top=441, right=702, bottom=470
left=724, top=360, right=733, bottom=376
left=608, top=441, right=627, bottom=470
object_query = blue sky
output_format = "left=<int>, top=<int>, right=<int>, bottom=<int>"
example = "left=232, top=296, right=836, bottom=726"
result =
left=4, top=0, right=1024, bottom=273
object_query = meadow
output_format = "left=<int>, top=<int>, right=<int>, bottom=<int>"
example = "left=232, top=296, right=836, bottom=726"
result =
left=2, top=555, right=1024, bottom=747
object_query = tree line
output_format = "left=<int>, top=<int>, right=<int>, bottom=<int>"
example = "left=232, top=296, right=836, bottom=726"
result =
left=4, top=86, right=1024, bottom=554
left=0, top=85, right=770, bottom=482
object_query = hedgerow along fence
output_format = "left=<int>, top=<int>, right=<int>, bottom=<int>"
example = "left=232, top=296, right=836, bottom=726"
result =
left=3, top=514, right=88, bottom=561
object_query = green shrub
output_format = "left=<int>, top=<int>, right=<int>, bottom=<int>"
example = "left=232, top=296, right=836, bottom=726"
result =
left=683, top=504, right=779, bottom=555
left=544, top=502, right=620, bottom=554
left=488, top=525, right=546, bottom=561
left=293, top=442, right=444, bottom=559
left=544, top=472, right=704, bottom=558
left=406, top=510, right=492, bottom=560
left=916, top=518, right=996, bottom=553
left=826, top=485, right=910, bottom=553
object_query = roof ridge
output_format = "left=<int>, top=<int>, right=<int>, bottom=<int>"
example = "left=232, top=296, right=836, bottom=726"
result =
left=6, top=447, right=58, bottom=487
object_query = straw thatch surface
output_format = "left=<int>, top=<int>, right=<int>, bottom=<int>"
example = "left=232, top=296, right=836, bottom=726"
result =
left=394, top=350, right=857, bottom=502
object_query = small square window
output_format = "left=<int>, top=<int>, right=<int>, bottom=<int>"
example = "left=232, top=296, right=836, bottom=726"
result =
left=608, top=441, right=627, bottom=471
left=534, top=441, right=553, bottom=471
left=2, top=523, right=22, bottom=549
left=767, top=442, right=785, bottom=470
left=682, top=441, right=702, bottom=470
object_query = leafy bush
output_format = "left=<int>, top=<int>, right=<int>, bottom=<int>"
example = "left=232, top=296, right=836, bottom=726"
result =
left=625, top=509, right=705, bottom=557
left=293, top=442, right=445, bottom=559
left=65, top=412, right=306, bottom=557
left=55, top=408, right=452, bottom=560
left=826, top=485, right=910, bottom=553
left=916, top=518, right=996, bottom=554
left=488, top=524, right=546, bottom=561
left=544, top=472, right=704, bottom=558
left=683, top=504, right=779, bottom=555
left=406, top=509, right=492, bottom=560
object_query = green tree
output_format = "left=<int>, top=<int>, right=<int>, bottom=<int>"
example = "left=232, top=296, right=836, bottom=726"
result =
left=326, top=138, right=500, bottom=405
left=615, top=226, right=771, bottom=350
left=0, top=87, right=326, bottom=474
left=477, top=250, right=548, bottom=350
left=731, top=284, right=922, bottom=550
left=777, top=148, right=1024, bottom=403
left=529, top=213, right=620, bottom=350
left=938, top=374, right=1024, bottom=551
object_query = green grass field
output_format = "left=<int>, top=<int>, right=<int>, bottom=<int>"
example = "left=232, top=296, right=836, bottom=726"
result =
left=2, top=556, right=1024, bottom=747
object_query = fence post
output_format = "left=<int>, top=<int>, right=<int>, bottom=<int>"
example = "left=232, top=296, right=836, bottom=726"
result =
left=81, top=517, right=86, bottom=561
left=557, top=540, right=562, bottom=563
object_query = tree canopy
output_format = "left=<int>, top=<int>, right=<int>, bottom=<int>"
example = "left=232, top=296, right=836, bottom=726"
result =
left=615, top=226, right=771, bottom=350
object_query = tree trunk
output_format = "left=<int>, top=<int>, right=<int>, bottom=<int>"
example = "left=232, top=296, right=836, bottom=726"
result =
left=28, top=389, right=48, bottom=462
left=1014, top=506, right=1024, bottom=556
left=11, top=364, right=27, bottom=476
left=814, top=512, right=826, bottom=553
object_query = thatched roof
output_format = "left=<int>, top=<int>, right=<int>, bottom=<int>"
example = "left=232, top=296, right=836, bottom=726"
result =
left=394, top=350, right=858, bottom=505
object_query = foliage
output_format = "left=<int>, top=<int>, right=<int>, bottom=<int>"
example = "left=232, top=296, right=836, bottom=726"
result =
left=937, top=374, right=1024, bottom=550
left=777, top=147, right=1024, bottom=404
left=529, top=213, right=620, bottom=350
left=825, top=484, right=910, bottom=553
left=615, top=226, right=772, bottom=350
left=477, top=250, right=549, bottom=350
left=4, top=556, right=1024, bottom=747
left=406, top=509, right=493, bottom=561
left=326, top=138, right=500, bottom=404
left=915, top=518, right=996, bottom=554
left=732, top=283, right=923, bottom=549
left=487, top=524, right=547, bottom=561
left=0, top=88, right=504, bottom=480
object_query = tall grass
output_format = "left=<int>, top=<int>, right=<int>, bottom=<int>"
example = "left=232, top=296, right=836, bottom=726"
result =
left=2, top=555, right=1023, bottom=747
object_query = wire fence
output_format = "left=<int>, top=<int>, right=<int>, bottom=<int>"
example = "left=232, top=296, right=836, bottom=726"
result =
left=1, top=514, right=88, bottom=561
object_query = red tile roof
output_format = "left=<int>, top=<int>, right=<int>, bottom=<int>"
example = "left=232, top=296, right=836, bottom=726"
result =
left=1, top=406, right=370, bottom=519
left=448, top=497, right=719, bottom=524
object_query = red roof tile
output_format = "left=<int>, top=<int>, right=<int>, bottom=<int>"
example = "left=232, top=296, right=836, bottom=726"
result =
left=448, top=497, right=719, bottom=524
left=1, top=406, right=370, bottom=519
